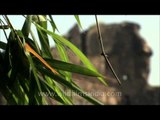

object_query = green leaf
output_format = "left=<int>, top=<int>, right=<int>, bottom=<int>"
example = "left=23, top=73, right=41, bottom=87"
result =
left=48, top=15, right=59, bottom=32
left=40, top=81, right=64, bottom=104
left=54, top=41, right=72, bottom=81
left=34, top=24, right=95, bottom=70
left=32, top=15, right=46, bottom=23
left=30, top=30, right=41, bottom=54
left=74, top=15, right=82, bottom=29
left=32, top=15, right=52, bottom=58
left=21, top=15, right=32, bottom=37
left=0, top=41, right=7, bottom=50
left=9, top=80, right=28, bottom=105
left=48, top=19, right=69, bottom=65
left=48, top=16, right=69, bottom=79
left=36, top=65, right=103, bottom=105
left=0, top=82, right=18, bottom=105
left=18, top=76, right=30, bottom=99
left=39, top=76, right=73, bottom=105
left=49, top=15, right=72, bottom=81
left=44, top=58, right=103, bottom=77
left=25, top=52, right=42, bottom=93
left=7, top=87, right=19, bottom=105
left=34, top=23, right=107, bottom=86
left=36, top=21, right=52, bottom=58
left=1, top=15, right=108, bottom=105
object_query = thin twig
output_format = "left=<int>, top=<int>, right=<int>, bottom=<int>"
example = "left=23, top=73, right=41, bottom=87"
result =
left=95, top=15, right=121, bottom=85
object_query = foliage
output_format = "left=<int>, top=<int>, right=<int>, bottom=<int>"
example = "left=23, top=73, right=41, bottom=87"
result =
left=0, top=15, right=107, bottom=105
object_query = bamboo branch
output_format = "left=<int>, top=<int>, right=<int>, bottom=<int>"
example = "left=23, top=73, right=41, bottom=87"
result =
left=3, top=15, right=23, bottom=45
left=95, top=15, right=121, bottom=85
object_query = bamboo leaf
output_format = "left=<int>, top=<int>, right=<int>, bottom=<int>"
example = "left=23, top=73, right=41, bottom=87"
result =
left=30, top=30, right=41, bottom=54
left=44, top=58, right=103, bottom=77
left=0, top=15, right=108, bottom=105
left=33, top=15, right=52, bottom=58
left=33, top=23, right=107, bottom=86
left=39, top=76, right=73, bottom=105
left=25, top=43, right=59, bottom=75
left=74, top=15, right=82, bottom=29
left=48, top=15, right=59, bottom=32
left=54, top=41, right=71, bottom=81
left=49, top=15, right=71, bottom=81
left=21, top=15, right=32, bottom=37
left=0, top=82, right=18, bottom=105
left=36, top=65, right=103, bottom=105
left=35, top=24, right=96, bottom=71
left=9, top=80, right=28, bottom=105
left=25, top=51, right=42, bottom=93
left=0, top=41, right=7, bottom=50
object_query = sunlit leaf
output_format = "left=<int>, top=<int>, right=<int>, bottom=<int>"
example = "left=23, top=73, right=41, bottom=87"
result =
left=34, top=24, right=107, bottom=86
left=74, top=15, right=82, bottom=29
left=44, top=58, right=103, bottom=77
left=22, top=15, right=32, bottom=37
left=0, top=15, right=108, bottom=105
left=36, top=65, right=103, bottom=105
left=48, top=15, right=59, bottom=32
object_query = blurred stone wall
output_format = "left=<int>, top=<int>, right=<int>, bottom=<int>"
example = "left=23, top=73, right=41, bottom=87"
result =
left=64, top=22, right=160, bottom=105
